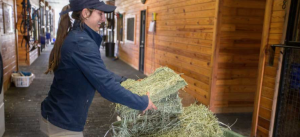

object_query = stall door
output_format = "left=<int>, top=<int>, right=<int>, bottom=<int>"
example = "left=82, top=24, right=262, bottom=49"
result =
left=273, top=0, right=300, bottom=136
left=139, top=10, right=146, bottom=73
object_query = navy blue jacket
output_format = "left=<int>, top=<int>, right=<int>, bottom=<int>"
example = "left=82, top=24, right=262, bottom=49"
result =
left=41, top=21, right=148, bottom=131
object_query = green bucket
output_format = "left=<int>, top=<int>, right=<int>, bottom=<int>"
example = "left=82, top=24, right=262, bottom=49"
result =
left=223, top=129, right=245, bottom=137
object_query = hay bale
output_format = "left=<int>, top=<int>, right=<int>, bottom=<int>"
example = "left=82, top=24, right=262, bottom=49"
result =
left=111, top=67, right=224, bottom=137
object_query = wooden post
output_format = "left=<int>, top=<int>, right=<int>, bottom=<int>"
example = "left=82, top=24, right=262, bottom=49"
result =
left=13, top=0, right=19, bottom=71
left=251, top=0, right=274, bottom=136
left=209, top=0, right=222, bottom=113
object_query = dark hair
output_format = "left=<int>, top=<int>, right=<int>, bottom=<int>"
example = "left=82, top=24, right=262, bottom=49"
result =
left=45, top=5, right=93, bottom=74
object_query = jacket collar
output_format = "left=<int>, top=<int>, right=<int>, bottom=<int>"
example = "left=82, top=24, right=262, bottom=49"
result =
left=73, top=20, right=102, bottom=47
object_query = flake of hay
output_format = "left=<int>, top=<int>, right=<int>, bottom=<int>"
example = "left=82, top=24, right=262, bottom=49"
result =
left=115, top=67, right=187, bottom=116
left=153, top=104, right=224, bottom=137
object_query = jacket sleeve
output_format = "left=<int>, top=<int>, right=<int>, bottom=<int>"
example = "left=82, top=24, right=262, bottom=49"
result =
left=72, top=39, right=148, bottom=111
left=97, top=49, right=127, bottom=83
left=110, top=72, right=128, bottom=83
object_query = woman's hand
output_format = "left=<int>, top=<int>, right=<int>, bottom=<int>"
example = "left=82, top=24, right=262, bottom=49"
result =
left=143, top=92, right=157, bottom=114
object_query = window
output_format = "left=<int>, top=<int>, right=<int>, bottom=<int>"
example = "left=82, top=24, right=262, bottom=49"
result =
left=127, top=17, right=135, bottom=41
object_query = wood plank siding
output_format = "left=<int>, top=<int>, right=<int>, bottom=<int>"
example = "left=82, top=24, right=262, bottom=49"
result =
left=115, top=0, right=217, bottom=106
left=211, top=0, right=267, bottom=113
left=0, top=0, right=18, bottom=92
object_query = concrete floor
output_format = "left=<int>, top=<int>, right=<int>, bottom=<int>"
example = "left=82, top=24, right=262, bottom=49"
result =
left=3, top=45, right=252, bottom=137
left=3, top=45, right=145, bottom=137
left=216, top=113, right=252, bottom=136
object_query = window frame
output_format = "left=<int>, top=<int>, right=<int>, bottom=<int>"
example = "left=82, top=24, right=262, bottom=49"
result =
left=125, top=14, right=136, bottom=44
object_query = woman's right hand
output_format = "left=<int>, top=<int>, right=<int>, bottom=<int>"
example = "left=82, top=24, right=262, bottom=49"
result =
left=143, top=92, right=157, bottom=114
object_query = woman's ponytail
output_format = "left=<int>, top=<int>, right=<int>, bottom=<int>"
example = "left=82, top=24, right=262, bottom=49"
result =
left=45, top=5, right=72, bottom=74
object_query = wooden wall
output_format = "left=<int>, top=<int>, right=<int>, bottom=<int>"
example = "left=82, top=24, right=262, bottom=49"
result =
left=0, top=0, right=18, bottom=92
left=115, top=0, right=217, bottom=106
left=252, top=0, right=287, bottom=136
left=115, top=0, right=144, bottom=70
left=210, top=0, right=267, bottom=113
left=16, top=0, right=26, bottom=66
left=16, top=0, right=39, bottom=66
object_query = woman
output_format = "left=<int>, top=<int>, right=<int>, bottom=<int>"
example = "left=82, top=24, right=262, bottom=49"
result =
left=40, top=0, right=157, bottom=136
